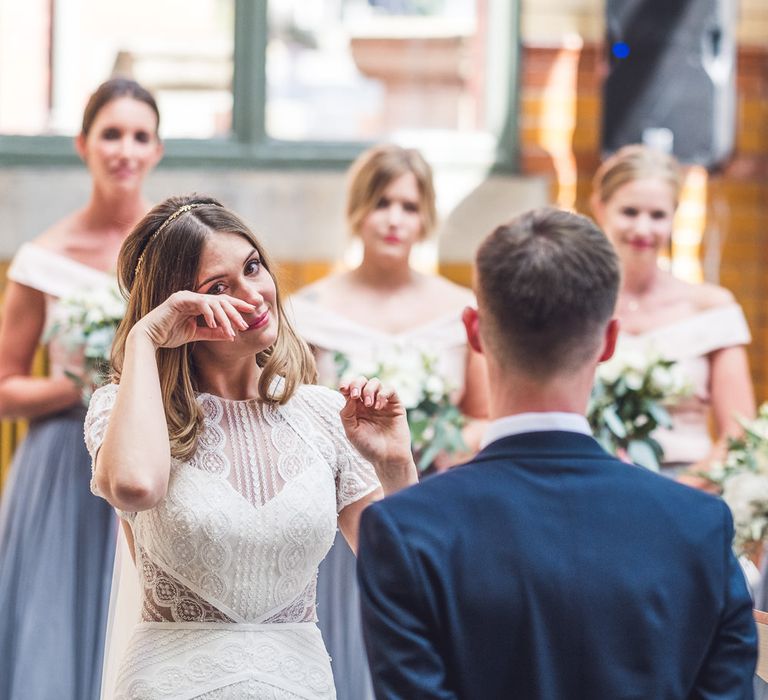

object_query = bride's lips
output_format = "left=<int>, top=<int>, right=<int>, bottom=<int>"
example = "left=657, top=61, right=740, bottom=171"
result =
left=246, top=309, right=270, bottom=331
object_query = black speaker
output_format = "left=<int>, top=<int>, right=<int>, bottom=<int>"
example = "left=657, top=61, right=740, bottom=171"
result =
left=602, top=0, right=737, bottom=168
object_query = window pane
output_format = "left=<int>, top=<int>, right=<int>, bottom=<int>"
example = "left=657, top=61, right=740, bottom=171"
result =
left=266, top=0, right=490, bottom=144
left=0, top=0, right=234, bottom=139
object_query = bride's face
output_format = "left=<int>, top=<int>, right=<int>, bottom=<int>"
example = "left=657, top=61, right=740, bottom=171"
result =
left=596, top=177, right=676, bottom=263
left=193, top=232, right=279, bottom=359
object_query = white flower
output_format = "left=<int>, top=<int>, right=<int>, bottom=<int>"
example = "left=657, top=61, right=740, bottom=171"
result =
left=624, top=369, right=644, bottom=391
left=722, top=472, right=768, bottom=528
left=394, top=376, right=424, bottom=409
left=668, top=365, right=691, bottom=398
left=425, top=375, right=445, bottom=402
left=650, top=365, right=673, bottom=393
left=622, top=349, right=651, bottom=374
left=84, top=326, right=116, bottom=358
left=753, top=448, right=768, bottom=475
left=393, top=347, right=428, bottom=381
left=749, top=419, right=768, bottom=442
left=332, top=347, right=465, bottom=471
left=340, top=358, right=379, bottom=383
left=597, top=355, right=623, bottom=383
left=43, top=281, right=125, bottom=405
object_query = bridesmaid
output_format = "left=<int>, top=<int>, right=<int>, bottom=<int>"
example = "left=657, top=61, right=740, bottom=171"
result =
left=0, top=77, right=163, bottom=700
left=589, top=143, right=755, bottom=478
left=290, top=143, right=489, bottom=700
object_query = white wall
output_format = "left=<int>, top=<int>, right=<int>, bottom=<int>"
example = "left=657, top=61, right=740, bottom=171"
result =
left=0, top=165, right=549, bottom=265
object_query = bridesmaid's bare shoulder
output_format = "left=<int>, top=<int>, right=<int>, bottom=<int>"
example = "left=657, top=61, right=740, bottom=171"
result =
left=666, top=275, right=736, bottom=313
left=32, top=210, right=85, bottom=253
left=693, top=281, right=735, bottom=312
left=420, top=273, right=475, bottom=309
left=656, top=273, right=734, bottom=313
left=293, top=272, right=355, bottom=307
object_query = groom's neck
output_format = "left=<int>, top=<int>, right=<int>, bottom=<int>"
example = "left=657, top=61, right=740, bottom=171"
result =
left=485, top=360, right=595, bottom=420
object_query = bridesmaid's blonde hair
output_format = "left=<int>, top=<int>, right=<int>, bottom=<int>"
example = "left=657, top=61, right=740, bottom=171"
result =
left=591, top=144, right=682, bottom=206
left=346, top=144, right=437, bottom=239
left=111, top=194, right=316, bottom=462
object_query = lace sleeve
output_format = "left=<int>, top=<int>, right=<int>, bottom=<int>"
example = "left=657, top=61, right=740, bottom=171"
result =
left=83, top=383, right=119, bottom=497
left=296, top=385, right=381, bottom=513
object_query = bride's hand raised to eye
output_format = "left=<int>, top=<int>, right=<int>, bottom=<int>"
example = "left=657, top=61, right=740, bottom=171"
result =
left=132, top=291, right=256, bottom=349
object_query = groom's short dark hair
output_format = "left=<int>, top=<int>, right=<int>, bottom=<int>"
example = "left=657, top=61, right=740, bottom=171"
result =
left=475, top=207, right=620, bottom=378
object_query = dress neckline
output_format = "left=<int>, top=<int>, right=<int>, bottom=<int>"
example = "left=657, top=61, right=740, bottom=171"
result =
left=618, top=303, right=742, bottom=340
left=196, top=376, right=287, bottom=405
left=290, top=294, right=463, bottom=339
left=197, top=392, right=262, bottom=406
left=21, top=242, right=115, bottom=279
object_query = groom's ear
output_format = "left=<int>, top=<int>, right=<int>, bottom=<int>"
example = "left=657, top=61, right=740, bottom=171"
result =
left=462, top=306, right=483, bottom=354
left=598, top=318, right=620, bottom=362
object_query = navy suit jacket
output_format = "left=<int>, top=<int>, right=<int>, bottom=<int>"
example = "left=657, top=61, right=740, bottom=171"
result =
left=357, top=431, right=757, bottom=699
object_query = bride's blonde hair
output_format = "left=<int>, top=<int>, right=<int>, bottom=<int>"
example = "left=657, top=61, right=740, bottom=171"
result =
left=111, top=194, right=316, bottom=462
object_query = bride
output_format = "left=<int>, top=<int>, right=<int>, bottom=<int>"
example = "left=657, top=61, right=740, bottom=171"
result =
left=84, top=194, right=417, bottom=699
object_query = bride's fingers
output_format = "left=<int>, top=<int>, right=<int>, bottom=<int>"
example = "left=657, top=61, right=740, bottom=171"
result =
left=340, top=376, right=369, bottom=400
left=373, top=387, right=397, bottom=410
left=346, top=376, right=382, bottom=401
left=209, top=301, right=236, bottom=338
left=197, top=304, right=217, bottom=329
left=220, top=298, right=249, bottom=331
left=360, top=378, right=383, bottom=407
left=341, top=377, right=388, bottom=408
left=223, top=295, right=258, bottom=314
left=194, top=324, right=234, bottom=342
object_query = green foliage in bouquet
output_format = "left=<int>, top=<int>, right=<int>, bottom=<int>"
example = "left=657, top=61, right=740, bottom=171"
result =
left=44, top=282, right=126, bottom=404
left=334, top=349, right=466, bottom=472
left=706, top=403, right=768, bottom=554
left=587, top=350, right=690, bottom=472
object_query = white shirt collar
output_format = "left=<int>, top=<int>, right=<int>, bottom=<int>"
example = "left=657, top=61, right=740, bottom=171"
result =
left=480, top=412, right=592, bottom=449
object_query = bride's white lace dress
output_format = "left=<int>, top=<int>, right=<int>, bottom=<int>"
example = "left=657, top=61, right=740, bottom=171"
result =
left=84, top=382, right=380, bottom=700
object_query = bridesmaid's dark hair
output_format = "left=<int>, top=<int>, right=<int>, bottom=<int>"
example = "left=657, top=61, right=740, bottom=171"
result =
left=81, top=77, right=160, bottom=136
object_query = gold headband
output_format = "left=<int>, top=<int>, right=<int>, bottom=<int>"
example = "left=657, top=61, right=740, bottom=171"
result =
left=134, top=202, right=210, bottom=278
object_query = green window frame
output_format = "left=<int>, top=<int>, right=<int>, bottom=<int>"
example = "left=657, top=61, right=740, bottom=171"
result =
left=0, top=0, right=520, bottom=171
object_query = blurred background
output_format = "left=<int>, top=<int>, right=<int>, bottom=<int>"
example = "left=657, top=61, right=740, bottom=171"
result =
left=0, top=0, right=766, bottom=478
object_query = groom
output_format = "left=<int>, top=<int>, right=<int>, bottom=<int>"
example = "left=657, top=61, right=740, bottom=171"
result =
left=356, top=208, right=757, bottom=699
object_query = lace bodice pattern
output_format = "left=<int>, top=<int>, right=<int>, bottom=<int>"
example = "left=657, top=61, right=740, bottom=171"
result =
left=84, top=383, right=379, bottom=698
left=86, top=383, right=378, bottom=626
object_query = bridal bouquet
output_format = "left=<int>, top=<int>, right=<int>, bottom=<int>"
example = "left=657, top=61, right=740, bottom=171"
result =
left=44, top=281, right=126, bottom=404
left=334, top=348, right=466, bottom=472
left=705, top=403, right=768, bottom=555
left=587, top=348, right=690, bottom=471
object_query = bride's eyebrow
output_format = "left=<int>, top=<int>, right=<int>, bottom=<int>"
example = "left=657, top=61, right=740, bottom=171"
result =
left=196, top=274, right=223, bottom=291
left=196, top=249, right=258, bottom=290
